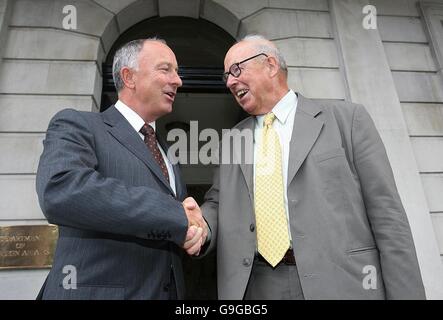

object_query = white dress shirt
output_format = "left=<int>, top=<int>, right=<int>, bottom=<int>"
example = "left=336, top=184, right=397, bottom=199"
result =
left=115, top=100, right=176, bottom=195
left=254, top=90, right=298, bottom=244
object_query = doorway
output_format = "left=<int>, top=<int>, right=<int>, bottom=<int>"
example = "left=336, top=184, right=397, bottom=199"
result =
left=101, top=16, right=246, bottom=299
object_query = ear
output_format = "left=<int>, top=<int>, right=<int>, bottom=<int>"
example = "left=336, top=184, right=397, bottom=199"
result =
left=267, top=56, right=280, bottom=78
left=121, top=67, right=136, bottom=89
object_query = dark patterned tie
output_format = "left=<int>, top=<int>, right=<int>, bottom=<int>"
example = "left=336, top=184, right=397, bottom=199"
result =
left=140, top=123, right=170, bottom=183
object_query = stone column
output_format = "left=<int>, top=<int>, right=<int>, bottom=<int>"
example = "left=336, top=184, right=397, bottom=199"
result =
left=0, top=0, right=11, bottom=64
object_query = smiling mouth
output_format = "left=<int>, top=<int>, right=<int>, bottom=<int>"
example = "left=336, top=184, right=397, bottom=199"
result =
left=236, top=89, right=249, bottom=99
left=164, top=92, right=176, bottom=100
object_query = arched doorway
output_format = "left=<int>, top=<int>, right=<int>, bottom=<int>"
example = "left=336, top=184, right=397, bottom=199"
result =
left=101, top=17, right=245, bottom=299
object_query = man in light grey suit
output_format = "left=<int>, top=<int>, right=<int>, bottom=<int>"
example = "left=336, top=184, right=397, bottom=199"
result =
left=197, top=35, right=426, bottom=299
left=36, top=38, right=206, bottom=299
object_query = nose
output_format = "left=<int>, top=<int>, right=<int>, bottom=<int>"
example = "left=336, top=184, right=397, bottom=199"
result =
left=226, top=74, right=237, bottom=89
left=172, top=70, right=182, bottom=88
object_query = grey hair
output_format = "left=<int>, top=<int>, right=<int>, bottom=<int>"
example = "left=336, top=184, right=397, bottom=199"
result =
left=239, top=34, right=288, bottom=76
left=112, top=37, right=166, bottom=92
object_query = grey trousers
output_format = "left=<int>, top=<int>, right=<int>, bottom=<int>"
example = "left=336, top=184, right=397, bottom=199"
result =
left=244, top=258, right=305, bottom=300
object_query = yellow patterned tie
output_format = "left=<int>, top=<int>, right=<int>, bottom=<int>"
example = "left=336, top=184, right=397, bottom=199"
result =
left=255, top=112, right=290, bottom=267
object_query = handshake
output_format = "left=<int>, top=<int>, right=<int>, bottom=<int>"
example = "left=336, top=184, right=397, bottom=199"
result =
left=181, top=197, right=208, bottom=256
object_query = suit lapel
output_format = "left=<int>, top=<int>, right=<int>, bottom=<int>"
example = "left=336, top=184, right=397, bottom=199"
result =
left=288, top=94, right=324, bottom=184
left=236, top=117, right=255, bottom=203
left=157, top=134, right=187, bottom=200
left=102, top=106, right=174, bottom=194
left=233, top=96, right=323, bottom=200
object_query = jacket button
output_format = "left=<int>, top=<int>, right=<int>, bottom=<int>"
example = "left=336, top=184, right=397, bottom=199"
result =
left=250, top=224, right=255, bottom=232
left=243, top=258, right=251, bottom=267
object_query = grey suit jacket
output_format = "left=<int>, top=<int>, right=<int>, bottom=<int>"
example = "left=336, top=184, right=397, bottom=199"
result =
left=202, top=94, right=426, bottom=300
left=36, top=106, right=188, bottom=299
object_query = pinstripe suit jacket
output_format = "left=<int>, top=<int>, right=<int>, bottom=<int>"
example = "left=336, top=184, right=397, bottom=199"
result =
left=36, top=106, right=188, bottom=299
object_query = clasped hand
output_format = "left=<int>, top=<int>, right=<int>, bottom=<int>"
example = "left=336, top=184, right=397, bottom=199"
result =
left=182, top=197, right=208, bottom=256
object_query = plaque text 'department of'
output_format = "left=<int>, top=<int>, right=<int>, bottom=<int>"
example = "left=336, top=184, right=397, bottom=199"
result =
left=0, top=225, right=58, bottom=270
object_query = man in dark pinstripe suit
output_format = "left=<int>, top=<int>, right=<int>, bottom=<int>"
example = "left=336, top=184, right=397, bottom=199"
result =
left=35, top=38, right=207, bottom=299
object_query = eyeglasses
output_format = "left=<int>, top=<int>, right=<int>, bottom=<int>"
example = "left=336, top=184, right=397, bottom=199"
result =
left=222, top=53, right=268, bottom=83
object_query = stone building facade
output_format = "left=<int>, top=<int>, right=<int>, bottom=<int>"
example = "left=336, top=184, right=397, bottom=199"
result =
left=0, top=0, right=443, bottom=299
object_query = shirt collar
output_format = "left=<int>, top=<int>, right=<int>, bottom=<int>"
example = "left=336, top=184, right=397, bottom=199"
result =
left=256, top=90, right=297, bottom=127
left=115, top=100, right=156, bottom=133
